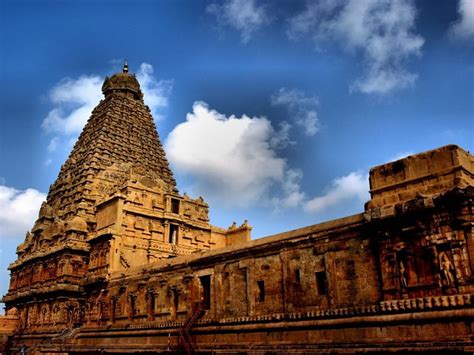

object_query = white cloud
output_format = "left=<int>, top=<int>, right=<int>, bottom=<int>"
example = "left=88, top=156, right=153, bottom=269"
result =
left=288, top=0, right=424, bottom=94
left=165, top=101, right=295, bottom=207
left=271, top=87, right=319, bottom=107
left=450, top=0, right=474, bottom=40
left=207, top=0, right=270, bottom=43
left=269, top=121, right=294, bottom=149
left=41, top=75, right=103, bottom=135
left=271, top=88, right=319, bottom=136
left=47, top=137, right=59, bottom=153
left=165, top=101, right=369, bottom=215
left=0, top=185, right=46, bottom=239
left=304, top=171, right=369, bottom=213
left=136, top=63, right=173, bottom=120
left=41, top=63, right=172, bottom=160
left=271, top=169, right=305, bottom=209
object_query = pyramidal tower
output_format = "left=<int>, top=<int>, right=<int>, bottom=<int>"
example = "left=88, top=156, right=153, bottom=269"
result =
left=3, top=63, right=250, bottom=332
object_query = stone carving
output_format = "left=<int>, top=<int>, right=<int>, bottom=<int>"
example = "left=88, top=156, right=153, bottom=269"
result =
left=39, top=202, right=53, bottom=218
left=399, top=260, right=409, bottom=288
left=439, top=252, right=455, bottom=287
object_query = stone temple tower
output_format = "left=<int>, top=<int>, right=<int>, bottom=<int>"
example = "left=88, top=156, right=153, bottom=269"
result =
left=3, top=63, right=250, bottom=333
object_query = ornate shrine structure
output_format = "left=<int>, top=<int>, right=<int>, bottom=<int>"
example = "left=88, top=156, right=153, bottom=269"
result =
left=1, top=64, right=473, bottom=354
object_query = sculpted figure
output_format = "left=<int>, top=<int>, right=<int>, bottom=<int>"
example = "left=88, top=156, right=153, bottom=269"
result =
left=42, top=307, right=47, bottom=323
left=19, top=307, right=28, bottom=328
left=170, top=228, right=177, bottom=244
left=439, top=252, right=455, bottom=286
left=199, top=207, right=209, bottom=221
left=52, top=304, right=60, bottom=326
left=399, top=260, right=408, bottom=288
left=39, top=202, right=53, bottom=218
left=184, top=206, right=192, bottom=217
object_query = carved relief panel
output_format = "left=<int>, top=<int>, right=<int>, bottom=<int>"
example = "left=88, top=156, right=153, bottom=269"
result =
left=378, top=221, right=470, bottom=300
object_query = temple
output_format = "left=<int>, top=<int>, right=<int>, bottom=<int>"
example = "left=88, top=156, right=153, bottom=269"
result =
left=1, top=65, right=473, bottom=354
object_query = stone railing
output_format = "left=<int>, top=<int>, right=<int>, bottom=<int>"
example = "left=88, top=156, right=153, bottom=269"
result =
left=219, top=293, right=473, bottom=325
left=80, top=293, right=473, bottom=331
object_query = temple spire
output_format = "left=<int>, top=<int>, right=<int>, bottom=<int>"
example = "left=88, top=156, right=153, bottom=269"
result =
left=123, top=59, right=129, bottom=73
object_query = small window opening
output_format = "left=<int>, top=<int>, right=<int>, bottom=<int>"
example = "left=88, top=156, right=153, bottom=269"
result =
left=199, top=275, right=211, bottom=310
left=257, top=280, right=265, bottom=302
left=171, top=198, right=180, bottom=214
left=295, top=269, right=301, bottom=284
left=111, top=298, right=116, bottom=321
left=169, top=224, right=178, bottom=244
left=148, top=292, right=155, bottom=319
left=315, top=271, right=328, bottom=295
left=173, top=291, right=179, bottom=313
left=130, top=296, right=136, bottom=318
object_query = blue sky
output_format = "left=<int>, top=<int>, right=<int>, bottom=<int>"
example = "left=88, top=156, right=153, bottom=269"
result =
left=0, top=0, right=473, bottom=307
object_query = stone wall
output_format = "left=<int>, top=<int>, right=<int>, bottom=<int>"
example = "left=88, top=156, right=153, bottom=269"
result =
left=67, top=185, right=473, bottom=353
left=0, top=309, right=19, bottom=353
left=63, top=145, right=473, bottom=353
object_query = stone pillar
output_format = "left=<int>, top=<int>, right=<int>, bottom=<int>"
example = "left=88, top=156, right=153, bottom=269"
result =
left=214, top=264, right=224, bottom=319
left=325, top=252, right=338, bottom=307
left=239, top=259, right=255, bottom=316
left=146, top=289, right=155, bottom=320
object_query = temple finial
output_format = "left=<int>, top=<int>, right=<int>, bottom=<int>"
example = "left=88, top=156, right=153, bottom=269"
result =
left=123, top=60, right=129, bottom=73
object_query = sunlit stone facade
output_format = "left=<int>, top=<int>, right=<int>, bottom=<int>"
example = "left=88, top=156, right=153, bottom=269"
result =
left=1, top=66, right=473, bottom=354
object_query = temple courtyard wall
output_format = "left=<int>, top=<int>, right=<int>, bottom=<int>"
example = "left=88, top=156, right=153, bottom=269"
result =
left=69, top=211, right=474, bottom=353
left=10, top=145, right=474, bottom=353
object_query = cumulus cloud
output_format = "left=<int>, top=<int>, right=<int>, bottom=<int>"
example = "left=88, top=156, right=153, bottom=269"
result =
left=288, top=0, right=424, bottom=95
left=207, top=0, right=270, bottom=43
left=450, top=0, right=474, bottom=40
left=41, top=63, right=172, bottom=159
left=304, top=171, right=369, bottom=213
left=0, top=185, right=46, bottom=239
left=165, top=101, right=296, bottom=207
left=271, top=88, right=319, bottom=136
left=41, top=75, right=103, bottom=135
left=165, top=102, right=370, bottom=214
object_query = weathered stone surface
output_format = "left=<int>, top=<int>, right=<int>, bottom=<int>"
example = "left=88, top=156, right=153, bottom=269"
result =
left=1, top=65, right=473, bottom=354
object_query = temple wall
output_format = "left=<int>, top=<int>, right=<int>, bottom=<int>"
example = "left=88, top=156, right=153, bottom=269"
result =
left=80, top=214, right=371, bottom=325
left=62, top=145, right=473, bottom=353
left=80, top=205, right=471, bottom=329
left=67, top=194, right=473, bottom=353
left=368, top=144, right=474, bottom=217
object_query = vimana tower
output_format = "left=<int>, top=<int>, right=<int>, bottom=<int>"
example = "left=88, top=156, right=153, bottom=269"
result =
left=1, top=64, right=473, bottom=354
